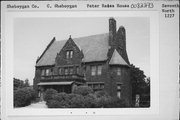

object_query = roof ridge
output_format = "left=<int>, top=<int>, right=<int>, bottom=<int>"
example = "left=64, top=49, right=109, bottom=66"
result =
left=55, top=33, right=109, bottom=42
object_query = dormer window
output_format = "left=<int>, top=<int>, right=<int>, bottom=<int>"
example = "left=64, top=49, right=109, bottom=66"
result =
left=66, top=50, right=73, bottom=59
left=70, top=51, right=73, bottom=58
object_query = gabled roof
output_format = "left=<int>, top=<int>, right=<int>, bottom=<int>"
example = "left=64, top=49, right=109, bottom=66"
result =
left=109, top=49, right=128, bottom=66
left=36, top=33, right=109, bottom=67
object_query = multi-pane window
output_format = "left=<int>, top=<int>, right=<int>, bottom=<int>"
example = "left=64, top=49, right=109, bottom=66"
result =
left=117, top=84, right=121, bottom=90
left=97, top=65, right=102, bottom=75
left=59, top=68, right=62, bottom=75
left=100, top=84, right=104, bottom=89
left=117, top=68, right=121, bottom=76
left=66, top=50, right=73, bottom=59
left=76, top=66, right=79, bottom=74
left=117, top=91, right=121, bottom=99
left=66, top=51, right=70, bottom=59
left=91, top=66, right=96, bottom=76
left=64, top=68, right=68, bottom=75
left=93, top=84, right=99, bottom=89
left=91, top=65, right=102, bottom=76
left=88, top=83, right=105, bottom=90
left=69, top=67, right=73, bottom=75
left=70, top=51, right=73, bottom=58
left=41, top=69, right=45, bottom=76
left=46, top=69, right=50, bottom=76
left=117, top=84, right=121, bottom=99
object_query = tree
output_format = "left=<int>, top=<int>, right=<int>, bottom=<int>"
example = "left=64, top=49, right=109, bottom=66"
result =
left=13, top=78, right=24, bottom=90
left=24, top=78, right=30, bottom=87
left=13, top=78, right=30, bottom=90
left=130, top=64, right=150, bottom=107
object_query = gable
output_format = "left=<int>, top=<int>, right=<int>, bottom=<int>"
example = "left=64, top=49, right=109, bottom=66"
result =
left=55, top=37, right=83, bottom=66
left=109, top=49, right=128, bottom=66
left=36, top=33, right=109, bottom=67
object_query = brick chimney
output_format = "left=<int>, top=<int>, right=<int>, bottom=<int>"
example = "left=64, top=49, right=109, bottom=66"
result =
left=109, top=17, right=117, bottom=47
left=117, top=26, right=126, bottom=50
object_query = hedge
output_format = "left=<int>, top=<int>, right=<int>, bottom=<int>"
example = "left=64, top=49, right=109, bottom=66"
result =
left=44, top=88, right=58, bottom=102
left=45, top=89, right=128, bottom=108
left=14, top=87, right=36, bottom=107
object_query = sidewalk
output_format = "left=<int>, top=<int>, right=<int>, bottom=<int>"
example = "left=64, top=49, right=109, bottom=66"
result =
left=20, top=101, right=48, bottom=108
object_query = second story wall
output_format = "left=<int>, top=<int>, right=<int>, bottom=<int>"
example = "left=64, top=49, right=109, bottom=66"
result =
left=54, top=37, right=84, bottom=76
left=84, top=61, right=108, bottom=82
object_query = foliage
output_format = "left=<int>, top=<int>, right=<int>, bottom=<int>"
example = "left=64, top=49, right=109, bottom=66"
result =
left=45, top=87, right=128, bottom=108
left=24, top=79, right=30, bottom=87
left=13, top=78, right=30, bottom=90
left=83, top=94, right=97, bottom=108
left=130, top=64, right=150, bottom=107
left=14, top=87, right=36, bottom=107
left=108, top=97, right=128, bottom=108
left=95, top=91, right=109, bottom=98
left=72, top=85, right=93, bottom=96
left=68, top=94, right=85, bottom=108
left=44, top=88, right=58, bottom=102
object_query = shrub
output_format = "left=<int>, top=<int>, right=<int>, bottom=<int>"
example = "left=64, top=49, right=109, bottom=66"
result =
left=108, top=97, right=128, bottom=108
left=95, top=91, right=109, bottom=98
left=53, top=92, right=69, bottom=102
left=47, top=92, right=70, bottom=108
left=72, top=85, right=93, bottom=96
left=14, top=87, right=36, bottom=107
left=96, top=95, right=113, bottom=108
left=44, top=88, right=58, bottom=102
left=46, top=100, right=67, bottom=108
left=83, top=94, right=97, bottom=108
left=68, top=94, right=85, bottom=108
left=45, top=87, right=128, bottom=108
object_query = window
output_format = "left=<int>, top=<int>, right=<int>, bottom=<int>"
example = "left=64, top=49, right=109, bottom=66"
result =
left=117, top=84, right=121, bottom=99
left=88, top=83, right=104, bottom=90
left=50, top=69, right=53, bottom=75
left=69, top=67, right=73, bottom=75
left=91, top=66, right=96, bottom=76
left=66, top=50, right=73, bottom=59
left=46, top=69, right=50, bottom=76
left=97, top=65, right=102, bottom=75
left=100, top=84, right=104, bottom=89
left=117, top=68, right=121, bottom=76
left=59, top=68, right=62, bottom=75
left=66, top=51, right=70, bottom=59
left=117, top=84, right=121, bottom=90
left=70, top=51, right=73, bottom=58
left=64, top=68, right=68, bottom=75
left=93, top=84, right=99, bottom=89
left=76, top=66, right=79, bottom=74
left=117, top=91, right=121, bottom=99
left=88, top=84, right=93, bottom=88
left=41, top=69, right=45, bottom=76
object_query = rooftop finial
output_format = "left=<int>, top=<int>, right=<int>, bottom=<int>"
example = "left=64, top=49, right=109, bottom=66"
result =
left=69, top=35, right=71, bottom=39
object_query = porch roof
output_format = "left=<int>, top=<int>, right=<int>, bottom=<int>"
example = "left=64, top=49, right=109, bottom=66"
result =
left=37, top=81, right=74, bottom=86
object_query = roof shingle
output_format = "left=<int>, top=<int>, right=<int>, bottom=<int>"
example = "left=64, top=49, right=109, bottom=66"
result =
left=36, top=33, right=109, bottom=66
left=109, top=49, right=128, bottom=66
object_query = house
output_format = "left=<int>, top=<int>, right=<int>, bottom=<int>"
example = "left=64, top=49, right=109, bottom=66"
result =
left=33, top=18, right=132, bottom=105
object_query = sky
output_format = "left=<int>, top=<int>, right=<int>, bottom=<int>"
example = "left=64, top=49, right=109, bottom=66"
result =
left=14, top=17, right=149, bottom=85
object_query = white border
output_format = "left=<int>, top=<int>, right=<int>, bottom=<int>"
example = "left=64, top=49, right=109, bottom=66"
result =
left=3, top=11, right=159, bottom=116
